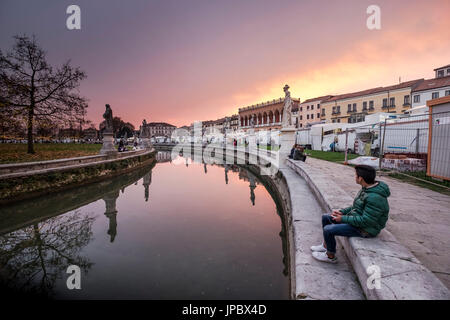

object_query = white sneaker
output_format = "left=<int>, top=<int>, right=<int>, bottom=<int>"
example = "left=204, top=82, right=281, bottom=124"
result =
left=310, top=243, right=327, bottom=252
left=312, top=251, right=338, bottom=264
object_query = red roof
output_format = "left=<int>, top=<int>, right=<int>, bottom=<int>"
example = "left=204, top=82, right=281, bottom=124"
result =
left=323, top=79, right=423, bottom=102
left=301, top=95, right=334, bottom=104
left=433, top=64, right=450, bottom=71
left=412, top=75, right=450, bottom=92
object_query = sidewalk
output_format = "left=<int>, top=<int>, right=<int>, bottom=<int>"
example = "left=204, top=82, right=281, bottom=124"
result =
left=305, top=157, right=450, bottom=289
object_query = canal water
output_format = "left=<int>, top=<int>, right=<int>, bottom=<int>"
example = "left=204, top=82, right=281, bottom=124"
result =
left=0, top=152, right=289, bottom=299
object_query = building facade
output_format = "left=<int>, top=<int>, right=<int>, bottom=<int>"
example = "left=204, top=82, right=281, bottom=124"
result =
left=297, top=95, right=332, bottom=128
left=434, top=64, right=450, bottom=78
left=412, top=75, right=450, bottom=109
left=320, top=79, right=423, bottom=124
left=238, top=97, right=300, bottom=131
left=141, top=122, right=176, bottom=138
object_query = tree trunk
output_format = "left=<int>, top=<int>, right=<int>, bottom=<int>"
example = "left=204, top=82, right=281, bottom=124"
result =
left=27, top=105, right=34, bottom=154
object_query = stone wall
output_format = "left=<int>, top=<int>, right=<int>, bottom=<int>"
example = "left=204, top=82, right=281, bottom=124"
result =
left=0, top=149, right=156, bottom=204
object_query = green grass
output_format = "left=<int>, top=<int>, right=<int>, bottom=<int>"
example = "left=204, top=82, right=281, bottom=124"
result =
left=305, top=150, right=360, bottom=163
left=257, top=144, right=280, bottom=151
left=387, top=171, right=450, bottom=195
left=0, top=143, right=102, bottom=164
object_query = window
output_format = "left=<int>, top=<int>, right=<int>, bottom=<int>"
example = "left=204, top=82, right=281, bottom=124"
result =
left=413, top=95, right=420, bottom=103
left=404, top=95, right=410, bottom=105
left=332, top=106, right=336, bottom=114
left=337, top=119, right=341, bottom=123
left=300, top=115, right=303, bottom=120
left=353, top=103, right=357, bottom=112
left=383, top=98, right=388, bottom=107
left=437, top=70, right=444, bottom=78
left=337, top=106, right=341, bottom=113
left=299, top=123, right=302, bottom=127
left=447, top=68, right=450, bottom=75
left=311, top=105, right=314, bottom=110
left=369, top=101, right=374, bottom=110
left=445, top=90, right=450, bottom=96
left=311, top=114, right=314, bottom=119
left=317, top=112, right=320, bottom=118
left=307, top=105, right=310, bottom=110
left=347, top=104, right=351, bottom=112
left=307, top=114, right=309, bottom=119
left=332, top=119, right=336, bottom=123
left=363, top=101, right=367, bottom=110
left=300, top=107, right=302, bottom=112
left=389, top=97, right=395, bottom=107
left=432, top=92, right=439, bottom=99
left=318, top=104, right=321, bottom=108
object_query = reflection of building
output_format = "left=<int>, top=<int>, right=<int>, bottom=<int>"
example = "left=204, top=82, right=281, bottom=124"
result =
left=156, top=151, right=172, bottom=163
left=239, top=97, right=300, bottom=131
left=103, top=190, right=119, bottom=243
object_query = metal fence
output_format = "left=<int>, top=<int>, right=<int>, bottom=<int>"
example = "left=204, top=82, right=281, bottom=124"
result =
left=293, top=111, right=450, bottom=176
left=428, top=110, right=450, bottom=180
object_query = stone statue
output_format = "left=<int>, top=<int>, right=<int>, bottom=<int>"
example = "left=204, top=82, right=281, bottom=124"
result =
left=281, top=84, right=293, bottom=127
left=140, top=119, right=147, bottom=138
left=103, top=104, right=113, bottom=133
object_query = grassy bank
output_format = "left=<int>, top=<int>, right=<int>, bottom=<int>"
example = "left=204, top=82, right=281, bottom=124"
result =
left=305, top=150, right=360, bottom=163
left=0, top=143, right=102, bottom=164
left=387, top=171, right=450, bottom=196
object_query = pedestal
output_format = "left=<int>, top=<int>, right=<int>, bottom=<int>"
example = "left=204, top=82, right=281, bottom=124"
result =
left=247, top=129, right=256, bottom=150
left=141, top=137, right=152, bottom=149
left=279, top=126, right=296, bottom=168
left=100, top=132, right=117, bottom=155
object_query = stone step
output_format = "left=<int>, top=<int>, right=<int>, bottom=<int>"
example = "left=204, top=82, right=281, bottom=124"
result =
left=286, top=158, right=450, bottom=300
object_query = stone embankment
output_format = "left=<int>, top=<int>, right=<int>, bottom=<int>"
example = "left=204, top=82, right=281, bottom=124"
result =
left=0, top=149, right=156, bottom=204
left=286, top=158, right=450, bottom=300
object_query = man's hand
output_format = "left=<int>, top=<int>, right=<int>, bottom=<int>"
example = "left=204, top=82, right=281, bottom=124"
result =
left=331, top=211, right=343, bottom=222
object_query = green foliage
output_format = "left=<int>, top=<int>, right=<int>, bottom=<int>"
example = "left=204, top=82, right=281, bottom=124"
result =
left=0, top=143, right=102, bottom=164
left=305, top=150, right=360, bottom=163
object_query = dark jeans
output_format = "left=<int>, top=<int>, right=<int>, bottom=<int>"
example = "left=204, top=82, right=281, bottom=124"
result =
left=322, top=214, right=369, bottom=254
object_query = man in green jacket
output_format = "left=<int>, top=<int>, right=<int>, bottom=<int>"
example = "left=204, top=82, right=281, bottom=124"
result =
left=311, top=164, right=390, bottom=263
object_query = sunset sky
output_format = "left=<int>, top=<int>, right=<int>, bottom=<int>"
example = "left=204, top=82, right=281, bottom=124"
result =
left=1, top=0, right=449, bottom=128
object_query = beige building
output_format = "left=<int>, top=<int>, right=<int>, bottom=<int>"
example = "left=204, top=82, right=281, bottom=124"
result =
left=321, top=79, right=424, bottom=124
left=297, top=95, right=333, bottom=128
left=239, top=97, right=300, bottom=131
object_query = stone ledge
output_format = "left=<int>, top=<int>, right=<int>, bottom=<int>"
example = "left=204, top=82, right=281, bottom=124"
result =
left=0, top=149, right=150, bottom=179
left=286, top=158, right=450, bottom=300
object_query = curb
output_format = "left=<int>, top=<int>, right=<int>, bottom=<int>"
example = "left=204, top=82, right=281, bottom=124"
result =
left=286, top=158, right=450, bottom=300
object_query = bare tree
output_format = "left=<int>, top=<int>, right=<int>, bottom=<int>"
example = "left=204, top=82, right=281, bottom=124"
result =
left=0, top=35, right=88, bottom=153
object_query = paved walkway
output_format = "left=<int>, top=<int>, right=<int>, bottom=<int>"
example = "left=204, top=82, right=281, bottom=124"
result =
left=305, top=157, right=450, bottom=289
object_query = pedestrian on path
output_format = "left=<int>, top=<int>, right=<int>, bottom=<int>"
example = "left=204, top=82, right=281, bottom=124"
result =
left=311, top=165, right=390, bottom=263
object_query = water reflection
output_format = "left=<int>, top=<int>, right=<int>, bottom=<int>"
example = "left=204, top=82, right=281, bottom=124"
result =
left=0, top=152, right=289, bottom=299
left=0, top=211, right=95, bottom=297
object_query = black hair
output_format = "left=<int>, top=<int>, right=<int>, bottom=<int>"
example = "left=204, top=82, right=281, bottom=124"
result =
left=355, top=165, right=376, bottom=184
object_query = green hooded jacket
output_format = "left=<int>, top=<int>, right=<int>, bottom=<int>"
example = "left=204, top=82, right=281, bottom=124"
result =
left=340, top=181, right=390, bottom=236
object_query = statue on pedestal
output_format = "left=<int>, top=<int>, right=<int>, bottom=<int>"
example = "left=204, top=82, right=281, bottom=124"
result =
left=103, top=104, right=114, bottom=133
left=139, top=119, right=152, bottom=149
left=100, top=104, right=118, bottom=155
left=281, top=84, right=293, bottom=128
